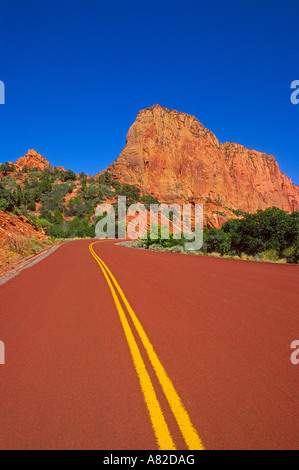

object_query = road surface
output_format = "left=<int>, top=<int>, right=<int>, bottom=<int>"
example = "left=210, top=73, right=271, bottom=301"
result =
left=0, top=240, right=298, bottom=450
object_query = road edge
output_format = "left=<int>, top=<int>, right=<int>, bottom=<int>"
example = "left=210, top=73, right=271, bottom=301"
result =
left=0, top=244, right=62, bottom=287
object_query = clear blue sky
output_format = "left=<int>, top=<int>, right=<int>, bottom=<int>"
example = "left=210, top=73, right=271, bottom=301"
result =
left=0, top=0, right=298, bottom=184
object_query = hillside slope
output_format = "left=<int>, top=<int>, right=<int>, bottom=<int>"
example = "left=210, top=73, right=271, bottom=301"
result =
left=0, top=211, right=51, bottom=276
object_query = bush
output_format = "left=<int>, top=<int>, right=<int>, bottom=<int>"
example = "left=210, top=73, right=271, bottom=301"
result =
left=144, top=226, right=187, bottom=250
left=0, top=198, right=9, bottom=211
left=36, top=218, right=51, bottom=233
left=98, top=184, right=114, bottom=199
left=116, top=184, right=141, bottom=206
left=210, top=252, right=221, bottom=258
left=0, top=162, right=15, bottom=176
left=205, top=229, right=231, bottom=255
left=260, top=249, right=280, bottom=262
left=283, top=245, right=299, bottom=264
left=98, top=171, right=113, bottom=185
left=217, top=208, right=298, bottom=262
left=122, top=239, right=145, bottom=249
left=60, top=170, right=77, bottom=182
left=140, top=194, right=160, bottom=209
left=169, top=245, right=185, bottom=254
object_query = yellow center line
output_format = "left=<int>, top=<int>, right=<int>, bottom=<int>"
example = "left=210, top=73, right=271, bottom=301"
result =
left=89, top=242, right=176, bottom=450
left=89, top=241, right=205, bottom=450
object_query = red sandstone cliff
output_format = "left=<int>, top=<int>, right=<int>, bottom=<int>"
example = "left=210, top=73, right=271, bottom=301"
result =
left=106, top=105, right=299, bottom=227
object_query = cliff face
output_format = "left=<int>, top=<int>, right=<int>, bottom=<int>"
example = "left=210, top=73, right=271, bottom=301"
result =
left=15, top=149, right=52, bottom=171
left=107, top=105, right=299, bottom=227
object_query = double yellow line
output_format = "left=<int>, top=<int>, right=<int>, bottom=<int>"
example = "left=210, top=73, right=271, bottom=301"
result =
left=89, top=241, right=205, bottom=450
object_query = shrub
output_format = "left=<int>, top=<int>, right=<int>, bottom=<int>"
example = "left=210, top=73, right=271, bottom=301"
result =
left=98, top=184, right=114, bottom=199
left=205, top=229, right=231, bottom=255
left=0, top=198, right=9, bottom=211
left=147, top=243, right=165, bottom=252
left=0, top=162, right=15, bottom=176
left=140, top=194, right=160, bottom=209
left=283, top=245, right=299, bottom=264
left=36, top=218, right=51, bottom=232
left=111, top=180, right=122, bottom=191
left=261, top=249, right=280, bottom=262
left=219, top=208, right=298, bottom=262
left=60, top=170, right=77, bottom=182
left=144, top=226, right=186, bottom=250
left=169, top=245, right=185, bottom=254
left=122, top=240, right=145, bottom=249
left=98, top=171, right=113, bottom=185
left=116, top=184, right=141, bottom=206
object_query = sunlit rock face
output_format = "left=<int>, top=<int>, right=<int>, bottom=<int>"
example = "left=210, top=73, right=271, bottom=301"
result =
left=105, top=104, right=299, bottom=227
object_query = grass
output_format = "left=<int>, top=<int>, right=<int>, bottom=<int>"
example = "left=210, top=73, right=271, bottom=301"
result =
left=0, top=235, right=54, bottom=273
left=122, top=240, right=185, bottom=254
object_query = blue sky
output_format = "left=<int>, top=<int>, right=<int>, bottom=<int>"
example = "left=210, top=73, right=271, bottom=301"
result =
left=0, top=0, right=298, bottom=184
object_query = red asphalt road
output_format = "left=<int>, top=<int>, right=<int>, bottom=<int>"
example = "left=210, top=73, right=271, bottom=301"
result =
left=0, top=239, right=298, bottom=450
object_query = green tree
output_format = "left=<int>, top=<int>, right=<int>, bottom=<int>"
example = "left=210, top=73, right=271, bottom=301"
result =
left=54, top=208, right=64, bottom=224
left=140, top=194, right=159, bottom=209
left=0, top=162, right=15, bottom=176
left=205, top=229, right=232, bottom=255
left=0, top=198, right=9, bottom=211
left=117, top=184, right=141, bottom=207
left=98, top=171, right=113, bottom=185
left=60, top=170, right=77, bottom=182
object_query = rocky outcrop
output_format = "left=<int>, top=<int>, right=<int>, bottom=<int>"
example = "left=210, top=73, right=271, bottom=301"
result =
left=106, top=105, right=299, bottom=227
left=15, top=149, right=52, bottom=171
left=0, top=211, right=48, bottom=241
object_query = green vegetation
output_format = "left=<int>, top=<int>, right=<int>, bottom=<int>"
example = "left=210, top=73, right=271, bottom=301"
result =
left=132, top=207, right=298, bottom=264
left=140, top=194, right=160, bottom=209
left=199, top=208, right=298, bottom=263
left=116, top=183, right=141, bottom=207
left=206, top=208, right=299, bottom=262
left=1, top=163, right=297, bottom=263
left=0, top=234, right=53, bottom=270
left=0, top=166, right=142, bottom=240
left=144, top=226, right=188, bottom=250
left=0, top=162, right=16, bottom=176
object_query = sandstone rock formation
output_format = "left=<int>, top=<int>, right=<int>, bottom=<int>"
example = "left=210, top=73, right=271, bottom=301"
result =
left=106, top=104, right=299, bottom=227
left=15, top=149, right=52, bottom=171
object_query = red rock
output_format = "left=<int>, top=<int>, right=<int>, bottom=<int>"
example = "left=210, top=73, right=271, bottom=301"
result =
left=0, top=210, right=50, bottom=277
left=15, top=149, right=52, bottom=171
left=105, top=105, right=299, bottom=227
